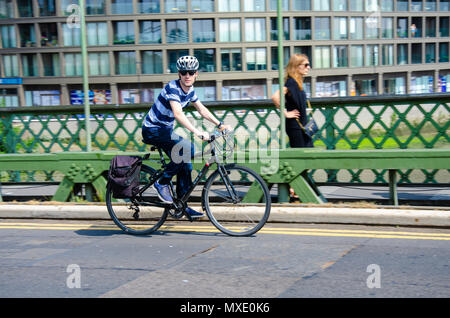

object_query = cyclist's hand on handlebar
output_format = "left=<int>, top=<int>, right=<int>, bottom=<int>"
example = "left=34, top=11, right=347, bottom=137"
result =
left=197, top=131, right=210, bottom=141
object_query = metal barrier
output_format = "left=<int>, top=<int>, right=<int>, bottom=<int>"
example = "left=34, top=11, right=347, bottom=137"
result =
left=0, top=149, right=449, bottom=205
left=1, top=94, right=449, bottom=186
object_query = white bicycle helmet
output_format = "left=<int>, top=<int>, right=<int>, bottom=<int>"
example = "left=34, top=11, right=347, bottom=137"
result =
left=176, top=56, right=199, bottom=71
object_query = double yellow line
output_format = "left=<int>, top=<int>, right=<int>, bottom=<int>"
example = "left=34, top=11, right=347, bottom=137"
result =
left=1, top=222, right=450, bottom=241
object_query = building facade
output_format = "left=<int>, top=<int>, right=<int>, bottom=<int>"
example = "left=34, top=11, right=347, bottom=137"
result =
left=0, top=0, right=449, bottom=107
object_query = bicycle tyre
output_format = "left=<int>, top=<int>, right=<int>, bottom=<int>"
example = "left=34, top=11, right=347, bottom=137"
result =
left=106, top=164, right=168, bottom=235
left=202, top=164, right=271, bottom=236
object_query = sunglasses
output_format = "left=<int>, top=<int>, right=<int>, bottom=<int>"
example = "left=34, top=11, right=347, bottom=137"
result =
left=300, top=63, right=311, bottom=68
left=179, top=70, right=197, bottom=76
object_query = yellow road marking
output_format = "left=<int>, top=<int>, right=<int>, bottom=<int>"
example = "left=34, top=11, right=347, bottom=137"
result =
left=0, top=222, right=449, bottom=241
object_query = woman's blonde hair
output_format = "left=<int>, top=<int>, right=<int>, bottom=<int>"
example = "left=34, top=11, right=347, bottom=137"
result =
left=285, top=54, right=309, bottom=91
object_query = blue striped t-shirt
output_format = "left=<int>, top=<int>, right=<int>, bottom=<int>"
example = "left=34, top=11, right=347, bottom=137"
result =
left=143, top=79, right=198, bottom=129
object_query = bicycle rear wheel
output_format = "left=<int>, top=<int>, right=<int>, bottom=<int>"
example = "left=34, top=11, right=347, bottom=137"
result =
left=106, top=164, right=168, bottom=235
left=202, top=164, right=271, bottom=236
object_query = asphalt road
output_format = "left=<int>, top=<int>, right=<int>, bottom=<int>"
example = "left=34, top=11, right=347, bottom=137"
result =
left=0, top=219, right=449, bottom=303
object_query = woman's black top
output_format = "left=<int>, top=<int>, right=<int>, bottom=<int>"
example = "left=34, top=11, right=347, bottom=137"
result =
left=284, top=77, right=313, bottom=148
left=284, top=77, right=308, bottom=130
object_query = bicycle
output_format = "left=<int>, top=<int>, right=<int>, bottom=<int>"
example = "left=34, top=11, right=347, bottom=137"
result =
left=106, top=129, right=271, bottom=237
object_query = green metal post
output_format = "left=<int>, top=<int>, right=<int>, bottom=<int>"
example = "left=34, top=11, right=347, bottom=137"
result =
left=79, top=0, right=92, bottom=152
left=277, top=0, right=289, bottom=203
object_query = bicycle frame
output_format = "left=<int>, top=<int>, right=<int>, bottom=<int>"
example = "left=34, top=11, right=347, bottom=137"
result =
left=134, top=133, right=239, bottom=211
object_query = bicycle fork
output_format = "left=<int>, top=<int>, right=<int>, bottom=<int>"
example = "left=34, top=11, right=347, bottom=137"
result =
left=217, top=164, right=240, bottom=204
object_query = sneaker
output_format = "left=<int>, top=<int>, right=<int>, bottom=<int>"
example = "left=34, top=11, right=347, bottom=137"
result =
left=153, top=180, right=173, bottom=204
left=185, top=206, right=204, bottom=218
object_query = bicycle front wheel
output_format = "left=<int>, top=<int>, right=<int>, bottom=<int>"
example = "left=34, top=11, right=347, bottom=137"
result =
left=106, top=164, right=168, bottom=235
left=202, top=164, right=271, bottom=236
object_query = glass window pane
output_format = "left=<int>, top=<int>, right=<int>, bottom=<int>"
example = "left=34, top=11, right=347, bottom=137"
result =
left=138, top=0, right=160, bottom=13
left=111, top=0, right=133, bottom=14
left=194, top=49, right=216, bottom=72
left=193, top=19, right=215, bottom=42
left=166, top=20, right=188, bottom=43
left=218, top=0, right=240, bottom=11
left=165, top=0, right=187, bottom=13
left=315, top=17, right=330, bottom=40
left=140, top=21, right=161, bottom=44
left=142, top=51, right=163, bottom=74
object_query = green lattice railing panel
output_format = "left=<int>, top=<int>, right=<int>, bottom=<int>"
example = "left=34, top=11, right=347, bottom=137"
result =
left=1, top=94, right=449, bottom=184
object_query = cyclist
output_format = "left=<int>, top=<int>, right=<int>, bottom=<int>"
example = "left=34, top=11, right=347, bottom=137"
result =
left=142, top=55, right=231, bottom=218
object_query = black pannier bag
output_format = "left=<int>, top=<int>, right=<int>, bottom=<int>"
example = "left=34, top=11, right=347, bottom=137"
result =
left=108, top=155, right=142, bottom=199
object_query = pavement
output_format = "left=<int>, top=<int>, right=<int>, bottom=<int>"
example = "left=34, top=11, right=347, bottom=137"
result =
left=0, top=202, right=449, bottom=228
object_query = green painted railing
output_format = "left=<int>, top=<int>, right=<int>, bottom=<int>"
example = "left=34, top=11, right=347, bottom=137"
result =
left=1, top=93, right=449, bottom=185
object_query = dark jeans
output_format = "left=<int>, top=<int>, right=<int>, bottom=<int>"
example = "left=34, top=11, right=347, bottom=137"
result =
left=142, top=126, right=195, bottom=198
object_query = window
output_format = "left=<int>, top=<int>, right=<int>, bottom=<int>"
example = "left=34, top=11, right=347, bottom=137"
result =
left=1, top=25, right=16, bottom=48
left=397, top=0, right=408, bottom=11
left=439, top=17, right=449, bottom=37
left=314, top=46, right=331, bottom=68
left=365, top=0, right=378, bottom=11
left=366, top=16, right=379, bottom=39
left=62, top=23, right=80, bottom=46
left=165, top=0, right=187, bottom=13
left=192, top=0, right=214, bottom=12
left=439, top=42, right=449, bottom=62
left=86, top=0, right=105, bottom=15
left=315, top=17, right=330, bottom=40
left=425, top=17, right=436, bottom=37
left=139, top=21, right=161, bottom=44
left=42, top=53, right=60, bottom=76
left=441, top=0, right=450, bottom=11
left=381, top=18, right=393, bottom=38
left=350, top=45, right=363, bottom=67
left=111, top=0, right=133, bottom=14
left=293, top=0, right=311, bottom=10
left=25, top=89, right=61, bottom=106
left=246, top=48, right=267, bottom=71
left=244, top=0, right=265, bottom=11
left=350, top=17, right=363, bottom=40
left=269, top=0, right=288, bottom=10
left=87, top=22, right=108, bottom=46
left=0, top=0, right=15, bottom=18
left=382, top=44, right=394, bottom=65
left=397, top=44, right=408, bottom=65
left=113, top=21, right=135, bottom=45
left=138, top=0, right=160, bottom=13
left=270, top=17, right=289, bottom=41
left=294, top=17, right=311, bottom=40
left=439, top=74, right=450, bottom=92
left=411, top=17, right=423, bottom=38
left=333, top=17, right=347, bottom=40
left=365, top=45, right=379, bottom=66
left=397, top=17, right=408, bottom=38
left=193, top=19, right=215, bottom=43
left=222, top=80, right=267, bottom=100
left=38, top=0, right=55, bottom=16
left=166, top=20, right=188, bottom=43
left=167, top=49, right=188, bottom=73
left=334, top=0, right=347, bottom=10
left=271, top=46, right=290, bottom=70
left=380, top=0, right=393, bottom=11
left=22, top=54, right=38, bottom=76
left=142, top=51, right=163, bottom=74
left=0, top=89, right=19, bottom=107
left=218, top=0, right=240, bottom=11
left=411, top=73, right=434, bottom=93
left=411, top=44, right=422, bottom=64
left=64, top=53, right=82, bottom=76
left=2, top=55, right=19, bottom=77
left=316, top=78, right=347, bottom=97
left=411, top=0, right=422, bottom=11
left=40, top=23, right=58, bottom=46
left=89, top=52, right=110, bottom=75
left=313, top=0, right=330, bottom=11
left=245, top=18, right=266, bottom=42
left=333, top=45, right=348, bottom=67
left=115, top=51, right=136, bottom=75
left=425, top=43, right=436, bottom=62
left=221, top=49, right=242, bottom=71
left=219, top=19, right=241, bottom=42
left=353, top=78, right=377, bottom=96
left=350, top=0, right=363, bottom=11
left=194, top=49, right=216, bottom=72
left=17, top=0, right=33, bottom=17
left=61, top=0, right=79, bottom=16
left=194, top=82, right=216, bottom=101
left=384, top=75, right=406, bottom=94
left=425, top=0, right=437, bottom=11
